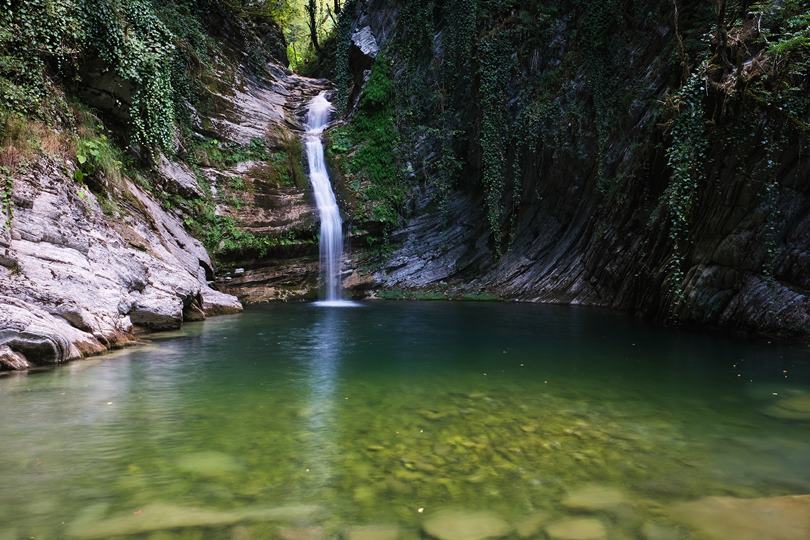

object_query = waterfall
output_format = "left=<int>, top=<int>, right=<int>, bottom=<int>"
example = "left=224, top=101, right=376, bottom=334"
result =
left=305, top=93, right=353, bottom=306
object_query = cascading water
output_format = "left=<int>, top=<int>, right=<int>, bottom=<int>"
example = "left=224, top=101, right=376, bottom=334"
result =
left=305, top=93, right=353, bottom=307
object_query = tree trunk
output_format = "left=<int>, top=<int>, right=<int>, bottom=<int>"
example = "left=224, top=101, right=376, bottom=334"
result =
left=307, top=0, right=321, bottom=52
left=334, top=0, right=341, bottom=15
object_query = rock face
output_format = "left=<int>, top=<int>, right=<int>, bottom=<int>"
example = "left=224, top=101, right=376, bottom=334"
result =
left=337, top=0, right=810, bottom=340
left=205, top=70, right=331, bottom=304
left=0, top=156, right=242, bottom=370
left=0, top=41, right=334, bottom=370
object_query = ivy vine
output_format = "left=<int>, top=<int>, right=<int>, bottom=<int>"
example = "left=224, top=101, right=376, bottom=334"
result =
left=663, top=70, right=707, bottom=308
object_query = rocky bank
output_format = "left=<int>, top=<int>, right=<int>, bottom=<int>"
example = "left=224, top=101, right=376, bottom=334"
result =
left=0, top=53, right=329, bottom=371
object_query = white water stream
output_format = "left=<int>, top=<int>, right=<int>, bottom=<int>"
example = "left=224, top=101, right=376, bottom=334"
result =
left=305, top=93, right=353, bottom=306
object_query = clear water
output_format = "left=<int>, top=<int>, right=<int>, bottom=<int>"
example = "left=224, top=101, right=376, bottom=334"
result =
left=1, top=301, right=809, bottom=539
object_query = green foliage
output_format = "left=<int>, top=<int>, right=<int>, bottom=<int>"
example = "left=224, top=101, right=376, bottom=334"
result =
left=74, top=134, right=124, bottom=185
left=0, top=165, right=12, bottom=228
left=663, top=71, right=707, bottom=308
left=332, top=0, right=356, bottom=114
left=193, top=138, right=270, bottom=168
left=478, top=31, right=514, bottom=253
left=0, top=0, right=291, bottom=159
left=330, top=57, right=404, bottom=229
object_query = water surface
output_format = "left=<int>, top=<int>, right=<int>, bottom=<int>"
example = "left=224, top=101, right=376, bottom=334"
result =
left=1, top=302, right=809, bottom=539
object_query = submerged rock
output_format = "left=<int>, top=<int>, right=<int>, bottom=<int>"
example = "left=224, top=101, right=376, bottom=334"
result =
left=344, top=524, right=402, bottom=540
left=640, top=521, right=684, bottom=540
left=176, top=451, right=244, bottom=478
left=67, top=503, right=322, bottom=538
left=545, top=518, right=607, bottom=540
left=562, top=485, right=628, bottom=511
left=422, top=509, right=511, bottom=540
left=515, top=511, right=550, bottom=539
left=668, top=494, right=810, bottom=540
left=763, top=394, right=810, bottom=421
left=278, top=526, right=326, bottom=540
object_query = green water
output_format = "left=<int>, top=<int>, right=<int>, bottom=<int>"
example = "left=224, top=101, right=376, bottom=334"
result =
left=1, top=301, right=809, bottom=539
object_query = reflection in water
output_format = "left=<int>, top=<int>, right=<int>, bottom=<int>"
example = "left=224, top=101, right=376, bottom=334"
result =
left=300, top=307, right=343, bottom=490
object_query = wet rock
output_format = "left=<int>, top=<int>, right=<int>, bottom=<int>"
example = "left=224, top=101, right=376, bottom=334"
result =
left=515, top=511, right=550, bottom=539
left=422, top=509, right=511, bottom=540
left=545, top=518, right=607, bottom=540
left=562, top=485, right=628, bottom=511
left=176, top=451, right=243, bottom=478
left=344, top=524, right=401, bottom=540
left=668, top=494, right=810, bottom=540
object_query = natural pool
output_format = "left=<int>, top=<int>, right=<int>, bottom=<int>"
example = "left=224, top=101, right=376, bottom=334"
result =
left=1, top=301, right=809, bottom=540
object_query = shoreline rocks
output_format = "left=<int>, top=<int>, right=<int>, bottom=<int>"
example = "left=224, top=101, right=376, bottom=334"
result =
left=0, top=157, right=242, bottom=372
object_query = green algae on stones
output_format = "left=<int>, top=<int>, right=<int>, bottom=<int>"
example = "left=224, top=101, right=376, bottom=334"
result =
left=562, top=485, right=629, bottom=512
left=344, top=524, right=403, bottom=540
left=176, top=451, right=244, bottom=478
left=515, top=511, right=551, bottom=539
left=640, top=521, right=684, bottom=540
left=422, top=509, right=511, bottom=540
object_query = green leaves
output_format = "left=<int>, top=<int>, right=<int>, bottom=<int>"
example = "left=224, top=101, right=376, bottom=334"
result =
left=663, top=70, right=708, bottom=308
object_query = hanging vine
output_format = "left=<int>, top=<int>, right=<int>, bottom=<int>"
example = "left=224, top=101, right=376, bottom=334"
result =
left=663, top=69, right=708, bottom=309
left=478, top=29, right=514, bottom=253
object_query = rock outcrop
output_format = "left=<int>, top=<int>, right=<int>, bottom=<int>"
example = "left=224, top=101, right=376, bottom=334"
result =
left=335, top=0, right=810, bottom=339
left=0, top=156, right=242, bottom=370
left=0, top=34, right=337, bottom=371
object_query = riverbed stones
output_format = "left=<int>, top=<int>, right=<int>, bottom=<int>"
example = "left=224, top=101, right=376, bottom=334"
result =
left=515, top=511, right=550, bottom=539
left=278, top=526, right=326, bottom=540
left=562, top=485, right=628, bottom=512
left=640, top=521, right=683, bottom=540
left=545, top=518, right=607, bottom=540
left=668, top=494, right=810, bottom=540
left=176, top=451, right=243, bottom=478
left=422, top=509, right=511, bottom=540
left=67, top=503, right=322, bottom=538
left=343, top=524, right=401, bottom=540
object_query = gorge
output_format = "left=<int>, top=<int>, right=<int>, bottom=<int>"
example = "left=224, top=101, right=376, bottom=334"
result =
left=1, top=1, right=810, bottom=539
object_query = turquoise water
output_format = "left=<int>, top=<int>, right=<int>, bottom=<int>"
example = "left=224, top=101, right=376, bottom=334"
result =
left=1, top=301, right=809, bottom=539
